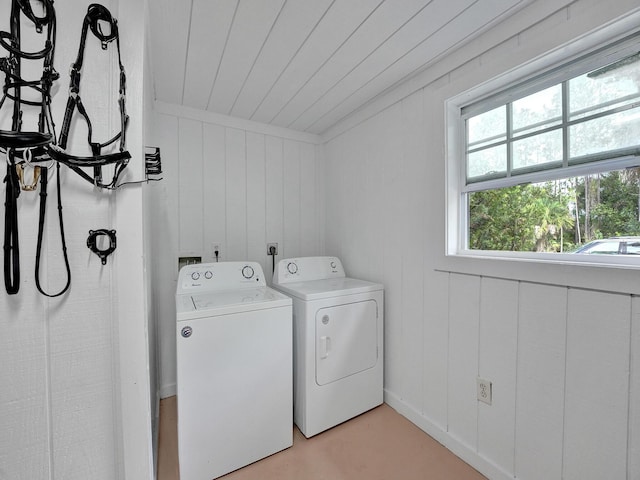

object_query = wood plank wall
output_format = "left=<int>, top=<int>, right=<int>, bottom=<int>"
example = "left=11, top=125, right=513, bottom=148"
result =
left=0, top=0, right=152, bottom=479
left=149, top=106, right=325, bottom=397
left=322, top=3, right=640, bottom=478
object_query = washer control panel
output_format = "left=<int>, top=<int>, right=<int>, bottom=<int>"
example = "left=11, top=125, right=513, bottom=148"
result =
left=272, top=256, right=345, bottom=284
left=177, top=261, right=265, bottom=294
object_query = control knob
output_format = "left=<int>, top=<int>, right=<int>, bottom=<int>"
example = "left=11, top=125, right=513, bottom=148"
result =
left=204, top=271, right=213, bottom=279
left=242, top=265, right=254, bottom=279
left=191, top=272, right=200, bottom=281
left=287, top=262, right=298, bottom=274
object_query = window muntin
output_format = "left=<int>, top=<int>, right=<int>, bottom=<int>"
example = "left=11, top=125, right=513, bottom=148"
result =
left=461, top=42, right=640, bottom=255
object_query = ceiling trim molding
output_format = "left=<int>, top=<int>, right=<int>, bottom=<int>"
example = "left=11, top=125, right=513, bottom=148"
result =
left=154, top=100, right=323, bottom=144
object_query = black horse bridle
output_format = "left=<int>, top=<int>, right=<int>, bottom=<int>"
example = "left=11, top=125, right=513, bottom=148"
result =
left=47, top=3, right=130, bottom=190
left=2, top=2, right=130, bottom=297
left=1, top=0, right=60, bottom=295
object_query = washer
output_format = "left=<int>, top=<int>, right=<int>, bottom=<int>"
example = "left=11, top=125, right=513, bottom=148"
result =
left=271, top=256, right=383, bottom=438
left=176, top=261, right=292, bottom=480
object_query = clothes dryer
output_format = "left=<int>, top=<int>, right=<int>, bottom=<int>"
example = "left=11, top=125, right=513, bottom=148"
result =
left=271, top=256, right=383, bottom=438
left=176, top=261, right=292, bottom=480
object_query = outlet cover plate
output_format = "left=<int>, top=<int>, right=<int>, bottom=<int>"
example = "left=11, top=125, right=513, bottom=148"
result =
left=477, top=377, right=492, bottom=405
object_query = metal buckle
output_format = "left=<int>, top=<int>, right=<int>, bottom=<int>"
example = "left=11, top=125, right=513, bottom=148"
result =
left=16, top=163, right=41, bottom=191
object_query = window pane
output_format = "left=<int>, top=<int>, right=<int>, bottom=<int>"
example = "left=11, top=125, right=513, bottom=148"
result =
left=512, top=129, right=563, bottom=170
left=467, top=106, right=506, bottom=148
left=569, top=105, right=640, bottom=158
left=569, top=53, right=640, bottom=121
left=468, top=169, right=640, bottom=253
left=513, top=85, right=562, bottom=136
left=467, top=145, right=507, bottom=179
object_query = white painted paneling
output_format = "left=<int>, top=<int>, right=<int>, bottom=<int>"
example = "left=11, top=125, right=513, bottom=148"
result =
left=178, top=118, right=204, bottom=255
left=320, top=3, right=640, bottom=480
left=515, top=283, right=567, bottom=480
left=150, top=113, right=180, bottom=395
left=230, top=0, right=334, bottom=119
left=150, top=111, right=324, bottom=393
left=149, top=0, right=191, bottom=104
left=274, top=0, right=431, bottom=128
left=250, top=0, right=384, bottom=125
left=225, top=128, right=247, bottom=260
left=308, top=0, right=524, bottom=133
left=361, top=111, right=385, bottom=283
left=381, top=102, right=404, bottom=396
left=207, top=0, right=286, bottom=115
left=1, top=0, right=150, bottom=478
left=294, top=0, right=475, bottom=132
left=0, top=298, right=48, bottom=480
left=265, top=135, right=284, bottom=283
left=422, top=271, right=449, bottom=429
left=202, top=123, right=227, bottom=262
left=630, top=296, right=640, bottom=480
left=563, top=290, right=630, bottom=480
left=182, top=0, right=237, bottom=108
left=477, top=278, right=518, bottom=475
left=299, top=143, right=317, bottom=257
left=283, top=140, right=301, bottom=259
left=314, top=144, right=326, bottom=257
left=447, top=273, right=480, bottom=447
left=246, top=132, right=267, bottom=273
left=399, top=91, right=426, bottom=409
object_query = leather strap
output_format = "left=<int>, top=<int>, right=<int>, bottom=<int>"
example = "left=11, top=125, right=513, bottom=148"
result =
left=34, top=164, right=70, bottom=297
left=3, top=154, right=20, bottom=294
left=51, top=3, right=129, bottom=190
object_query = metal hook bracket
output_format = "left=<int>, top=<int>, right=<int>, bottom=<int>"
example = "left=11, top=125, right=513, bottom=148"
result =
left=87, top=229, right=117, bottom=265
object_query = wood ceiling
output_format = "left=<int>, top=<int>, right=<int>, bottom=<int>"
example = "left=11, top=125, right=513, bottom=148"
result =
left=148, top=0, right=531, bottom=135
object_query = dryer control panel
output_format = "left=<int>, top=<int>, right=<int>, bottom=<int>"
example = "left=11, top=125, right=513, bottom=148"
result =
left=177, top=261, right=265, bottom=294
left=273, top=256, right=345, bottom=284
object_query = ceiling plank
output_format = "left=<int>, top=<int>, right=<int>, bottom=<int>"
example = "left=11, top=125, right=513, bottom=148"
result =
left=271, top=0, right=432, bottom=127
left=229, top=0, right=334, bottom=120
left=292, top=0, right=475, bottom=132
left=149, top=0, right=193, bottom=105
left=250, top=0, right=385, bottom=125
left=207, top=0, right=286, bottom=115
left=183, top=0, right=238, bottom=109
left=306, top=0, right=525, bottom=133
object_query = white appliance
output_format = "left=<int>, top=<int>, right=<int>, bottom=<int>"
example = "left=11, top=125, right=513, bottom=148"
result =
left=176, top=261, right=292, bottom=480
left=271, top=256, right=383, bottom=438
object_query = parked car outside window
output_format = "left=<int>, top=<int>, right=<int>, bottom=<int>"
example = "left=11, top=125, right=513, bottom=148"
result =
left=572, top=237, right=640, bottom=255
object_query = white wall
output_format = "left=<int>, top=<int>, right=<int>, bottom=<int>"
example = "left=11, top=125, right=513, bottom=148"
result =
left=323, top=1, right=640, bottom=479
left=0, top=1, right=152, bottom=479
left=148, top=103, right=325, bottom=397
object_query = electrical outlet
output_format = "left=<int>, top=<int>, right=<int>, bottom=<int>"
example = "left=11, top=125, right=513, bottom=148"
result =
left=267, top=243, right=278, bottom=255
left=477, top=377, right=492, bottom=405
left=212, top=242, right=223, bottom=261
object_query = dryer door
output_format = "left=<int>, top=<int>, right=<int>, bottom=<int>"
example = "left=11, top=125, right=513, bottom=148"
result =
left=315, top=300, right=378, bottom=386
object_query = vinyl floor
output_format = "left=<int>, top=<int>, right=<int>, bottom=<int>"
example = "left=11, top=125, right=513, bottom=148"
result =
left=157, top=396, right=487, bottom=480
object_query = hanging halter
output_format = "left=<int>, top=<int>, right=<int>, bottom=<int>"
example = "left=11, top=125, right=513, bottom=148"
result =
left=47, top=3, right=130, bottom=190
left=1, top=0, right=59, bottom=295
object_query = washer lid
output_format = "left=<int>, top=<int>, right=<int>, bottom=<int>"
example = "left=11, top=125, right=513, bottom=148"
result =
left=176, top=286, right=291, bottom=320
left=272, top=277, right=383, bottom=301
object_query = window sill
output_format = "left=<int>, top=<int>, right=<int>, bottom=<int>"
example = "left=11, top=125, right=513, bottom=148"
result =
left=436, top=250, right=640, bottom=295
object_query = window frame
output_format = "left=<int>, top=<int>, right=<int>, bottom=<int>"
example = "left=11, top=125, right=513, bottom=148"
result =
left=446, top=28, right=640, bottom=267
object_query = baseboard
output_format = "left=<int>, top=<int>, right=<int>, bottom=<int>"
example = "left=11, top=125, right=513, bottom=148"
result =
left=160, top=383, right=176, bottom=399
left=383, top=390, right=513, bottom=480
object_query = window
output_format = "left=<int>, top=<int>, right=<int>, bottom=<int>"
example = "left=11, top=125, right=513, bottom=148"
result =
left=458, top=33, right=640, bottom=258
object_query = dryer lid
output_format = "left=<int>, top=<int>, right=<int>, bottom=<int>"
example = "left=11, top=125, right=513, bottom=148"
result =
left=176, top=287, right=291, bottom=320
left=272, top=277, right=383, bottom=301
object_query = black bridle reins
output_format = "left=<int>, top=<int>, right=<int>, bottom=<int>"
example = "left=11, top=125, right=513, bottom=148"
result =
left=48, top=3, right=130, bottom=190
left=1, top=0, right=62, bottom=295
